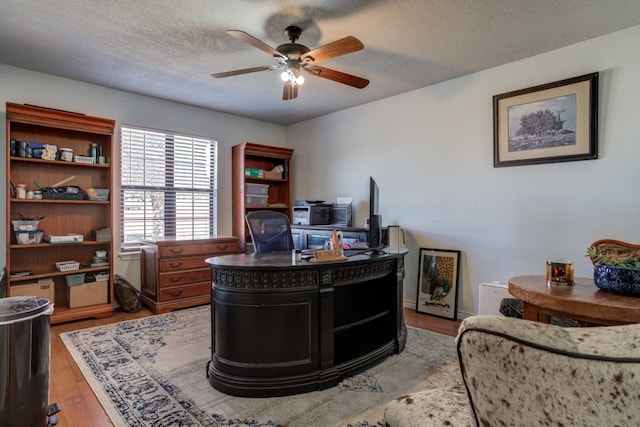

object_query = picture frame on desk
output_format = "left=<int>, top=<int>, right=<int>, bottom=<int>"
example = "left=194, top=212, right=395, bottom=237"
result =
left=416, top=248, right=461, bottom=320
left=493, top=72, right=598, bottom=167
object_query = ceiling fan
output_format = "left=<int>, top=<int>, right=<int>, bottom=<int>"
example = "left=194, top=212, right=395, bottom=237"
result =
left=212, top=25, right=369, bottom=100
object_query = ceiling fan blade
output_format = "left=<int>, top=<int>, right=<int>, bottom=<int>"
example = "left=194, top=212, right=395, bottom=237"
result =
left=227, top=30, right=286, bottom=59
left=282, top=82, right=298, bottom=101
left=301, top=36, right=364, bottom=63
left=306, top=65, right=369, bottom=89
left=212, top=65, right=278, bottom=78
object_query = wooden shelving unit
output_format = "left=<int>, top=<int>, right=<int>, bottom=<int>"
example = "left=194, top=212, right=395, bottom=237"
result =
left=232, top=142, right=294, bottom=252
left=5, top=102, right=115, bottom=324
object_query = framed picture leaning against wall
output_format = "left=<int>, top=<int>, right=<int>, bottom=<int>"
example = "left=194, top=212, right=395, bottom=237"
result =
left=416, top=248, right=461, bottom=320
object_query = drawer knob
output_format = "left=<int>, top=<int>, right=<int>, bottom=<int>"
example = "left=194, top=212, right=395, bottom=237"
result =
left=169, top=275, right=184, bottom=282
left=168, top=290, right=183, bottom=297
left=216, top=245, right=228, bottom=251
left=169, top=262, right=183, bottom=268
left=170, top=248, right=184, bottom=255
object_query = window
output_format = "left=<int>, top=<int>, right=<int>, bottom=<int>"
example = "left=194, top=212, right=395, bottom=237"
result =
left=120, top=126, right=217, bottom=250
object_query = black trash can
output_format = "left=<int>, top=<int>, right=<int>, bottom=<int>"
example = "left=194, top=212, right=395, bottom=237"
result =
left=0, top=296, right=57, bottom=427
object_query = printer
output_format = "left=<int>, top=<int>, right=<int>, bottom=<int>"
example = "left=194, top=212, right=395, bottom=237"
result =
left=292, top=200, right=332, bottom=225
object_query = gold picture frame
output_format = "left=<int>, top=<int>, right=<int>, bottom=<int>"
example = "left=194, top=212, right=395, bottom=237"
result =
left=493, top=72, right=598, bottom=167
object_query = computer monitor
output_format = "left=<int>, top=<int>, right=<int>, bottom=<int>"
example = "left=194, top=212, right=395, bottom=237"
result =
left=368, top=177, right=382, bottom=250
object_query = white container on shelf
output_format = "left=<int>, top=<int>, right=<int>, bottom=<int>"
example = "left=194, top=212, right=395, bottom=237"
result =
left=245, top=194, right=268, bottom=206
left=16, top=184, right=26, bottom=199
left=59, top=148, right=74, bottom=161
left=245, top=183, right=269, bottom=195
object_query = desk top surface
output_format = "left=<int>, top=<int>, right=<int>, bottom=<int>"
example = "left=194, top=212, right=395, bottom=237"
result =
left=206, top=249, right=407, bottom=269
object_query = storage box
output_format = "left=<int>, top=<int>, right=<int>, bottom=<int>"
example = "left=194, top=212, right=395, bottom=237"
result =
left=41, top=190, right=65, bottom=200
left=56, top=260, right=80, bottom=271
left=244, top=168, right=264, bottom=178
left=92, top=227, right=112, bottom=241
left=10, top=279, right=55, bottom=303
left=12, top=220, right=40, bottom=231
left=14, top=229, right=44, bottom=245
left=94, top=272, right=109, bottom=282
left=245, top=194, right=268, bottom=206
left=65, top=273, right=86, bottom=286
left=42, top=186, right=83, bottom=200
left=264, top=170, right=282, bottom=180
left=86, top=188, right=109, bottom=201
left=245, top=183, right=269, bottom=195
left=74, top=155, right=95, bottom=164
left=68, top=280, right=108, bottom=308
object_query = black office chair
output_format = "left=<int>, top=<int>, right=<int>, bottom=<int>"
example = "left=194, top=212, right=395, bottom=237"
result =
left=245, top=210, right=294, bottom=253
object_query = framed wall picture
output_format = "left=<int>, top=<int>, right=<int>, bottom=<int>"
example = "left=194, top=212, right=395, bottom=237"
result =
left=416, top=248, right=461, bottom=320
left=493, top=72, right=598, bottom=167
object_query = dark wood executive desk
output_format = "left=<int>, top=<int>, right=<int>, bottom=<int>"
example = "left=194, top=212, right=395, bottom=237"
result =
left=205, top=249, right=408, bottom=397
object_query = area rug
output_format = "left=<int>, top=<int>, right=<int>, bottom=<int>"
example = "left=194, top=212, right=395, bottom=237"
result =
left=61, top=305, right=461, bottom=426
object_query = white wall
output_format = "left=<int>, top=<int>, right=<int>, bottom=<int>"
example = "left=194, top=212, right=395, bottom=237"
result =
left=286, top=25, right=640, bottom=317
left=0, top=64, right=286, bottom=285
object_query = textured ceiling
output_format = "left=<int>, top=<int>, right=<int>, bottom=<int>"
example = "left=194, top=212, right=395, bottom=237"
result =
left=1, top=1, right=639, bottom=125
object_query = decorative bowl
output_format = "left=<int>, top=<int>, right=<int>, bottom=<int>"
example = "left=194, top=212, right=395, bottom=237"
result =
left=593, top=263, right=640, bottom=297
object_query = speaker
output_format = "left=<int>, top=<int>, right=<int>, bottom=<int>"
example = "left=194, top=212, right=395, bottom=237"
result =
left=386, top=225, right=406, bottom=253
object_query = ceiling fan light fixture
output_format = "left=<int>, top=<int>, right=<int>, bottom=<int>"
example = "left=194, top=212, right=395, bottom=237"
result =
left=280, top=68, right=304, bottom=85
left=214, top=26, right=368, bottom=99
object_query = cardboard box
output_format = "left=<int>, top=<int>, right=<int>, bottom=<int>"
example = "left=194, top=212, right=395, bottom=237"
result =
left=68, top=280, right=108, bottom=308
left=92, top=227, right=112, bottom=241
left=11, top=279, right=55, bottom=303
left=264, top=170, right=282, bottom=180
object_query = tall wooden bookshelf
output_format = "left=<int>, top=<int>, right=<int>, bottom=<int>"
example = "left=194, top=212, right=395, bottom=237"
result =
left=232, top=142, right=294, bottom=252
left=5, top=103, right=115, bottom=323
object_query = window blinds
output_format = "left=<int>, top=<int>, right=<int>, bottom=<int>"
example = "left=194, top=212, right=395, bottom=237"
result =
left=120, top=126, right=217, bottom=249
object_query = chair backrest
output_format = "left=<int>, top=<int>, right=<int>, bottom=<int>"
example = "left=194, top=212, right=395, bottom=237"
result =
left=245, top=210, right=294, bottom=253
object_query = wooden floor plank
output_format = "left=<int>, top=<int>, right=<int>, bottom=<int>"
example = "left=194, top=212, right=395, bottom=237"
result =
left=47, top=307, right=462, bottom=425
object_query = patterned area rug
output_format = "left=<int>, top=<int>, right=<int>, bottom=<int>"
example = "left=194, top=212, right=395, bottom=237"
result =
left=61, top=305, right=460, bottom=426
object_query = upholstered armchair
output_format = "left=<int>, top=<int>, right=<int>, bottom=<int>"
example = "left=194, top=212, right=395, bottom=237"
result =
left=384, top=315, right=640, bottom=426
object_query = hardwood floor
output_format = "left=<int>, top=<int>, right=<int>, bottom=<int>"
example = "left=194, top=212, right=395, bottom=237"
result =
left=48, top=307, right=462, bottom=426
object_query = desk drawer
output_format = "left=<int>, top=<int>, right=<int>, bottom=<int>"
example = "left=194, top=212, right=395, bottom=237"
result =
left=159, top=282, right=211, bottom=302
left=159, top=256, right=208, bottom=271
left=159, top=242, right=237, bottom=258
left=160, top=268, right=210, bottom=287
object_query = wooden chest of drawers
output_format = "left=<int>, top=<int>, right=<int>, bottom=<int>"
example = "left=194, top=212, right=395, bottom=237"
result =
left=141, top=237, right=238, bottom=314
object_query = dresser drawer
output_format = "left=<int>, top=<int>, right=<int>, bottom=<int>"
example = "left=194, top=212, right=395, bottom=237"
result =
left=141, top=236, right=237, bottom=314
left=159, top=256, right=208, bottom=271
left=159, top=242, right=237, bottom=258
left=159, top=268, right=210, bottom=287
left=159, top=282, right=211, bottom=302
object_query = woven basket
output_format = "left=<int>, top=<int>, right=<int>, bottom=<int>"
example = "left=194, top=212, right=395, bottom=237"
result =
left=588, top=239, right=640, bottom=264
left=589, top=239, right=640, bottom=297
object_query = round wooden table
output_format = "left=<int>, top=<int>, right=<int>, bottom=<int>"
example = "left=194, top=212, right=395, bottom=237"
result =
left=508, top=275, right=640, bottom=325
